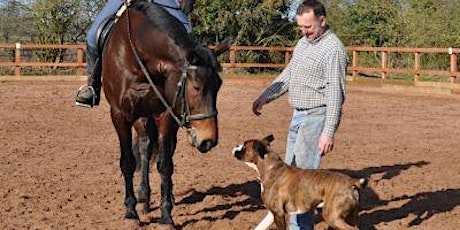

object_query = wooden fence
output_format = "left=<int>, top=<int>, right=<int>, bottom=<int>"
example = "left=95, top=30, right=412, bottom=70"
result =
left=348, top=47, right=460, bottom=84
left=1, top=43, right=459, bottom=84
left=0, top=43, right=86, bottom=76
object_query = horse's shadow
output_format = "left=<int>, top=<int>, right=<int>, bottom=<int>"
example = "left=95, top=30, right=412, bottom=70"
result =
left=173, top=181, right=264, bottom=229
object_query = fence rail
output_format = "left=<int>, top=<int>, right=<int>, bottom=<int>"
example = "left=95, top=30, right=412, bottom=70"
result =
left=1, top=43, right=459, bottom=84
left=0, top=43, right=86, bottom=76
left=347, top=46, right=460, bottom=84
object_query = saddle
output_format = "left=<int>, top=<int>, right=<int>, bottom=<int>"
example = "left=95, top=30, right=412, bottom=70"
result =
left=95, top=3, right=128, bottom=55
left=94, top=0, right=186, bottom=56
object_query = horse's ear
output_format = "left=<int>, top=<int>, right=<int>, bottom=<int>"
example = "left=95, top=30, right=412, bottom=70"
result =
left=213, top=37, right=233, bottom=57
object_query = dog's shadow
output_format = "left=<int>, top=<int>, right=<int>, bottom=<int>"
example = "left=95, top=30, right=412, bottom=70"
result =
left=329, top=160, right=460, bottom=229
left=174, top=180, right=264, bottom=229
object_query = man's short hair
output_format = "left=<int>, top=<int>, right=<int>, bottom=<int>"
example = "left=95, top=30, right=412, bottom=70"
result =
left=296, top=0, right=326, bottom=17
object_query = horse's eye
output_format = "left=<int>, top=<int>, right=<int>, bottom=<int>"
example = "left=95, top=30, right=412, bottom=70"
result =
left=191, top=81, right=201, bottom=91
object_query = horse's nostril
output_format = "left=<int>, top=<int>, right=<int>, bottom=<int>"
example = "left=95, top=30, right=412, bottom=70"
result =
left=197, top=140, right=216, bottom=153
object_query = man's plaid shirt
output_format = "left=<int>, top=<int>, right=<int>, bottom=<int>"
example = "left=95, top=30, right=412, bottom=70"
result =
left=260, top=29, right=347, bottom=137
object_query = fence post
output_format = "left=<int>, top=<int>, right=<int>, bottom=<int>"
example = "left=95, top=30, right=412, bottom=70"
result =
left=381, top=51, right=387, bottom=80
left=284, top=49, right=291, bottom=67
left=77, top=47, right=84, bottom=76
left=352, top=50, right=358, bottom=80
left=14, top=42, right=21, bottom=77
left=414, top=52, right=420, bottom=83
left=229, top=49, right=236, bottom=75
left=448, top=48, right=457, bottom=84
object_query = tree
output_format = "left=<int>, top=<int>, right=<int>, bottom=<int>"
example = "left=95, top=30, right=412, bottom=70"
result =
left=29, top=0, right=77, bottom=64
left=190, top=0, right=298, bottom=73
left=69, top=0, right=105, bottom=44
left=191, top=0, right=298, bottom=46
left=405, top=0, right=460, bottom=48
left=341, top=0, right=406, bottom=47
left=0, top=0, right=33, bottom=42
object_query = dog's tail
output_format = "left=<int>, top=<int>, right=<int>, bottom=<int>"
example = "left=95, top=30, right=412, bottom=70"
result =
left=353, top=178, right=367, bottom=190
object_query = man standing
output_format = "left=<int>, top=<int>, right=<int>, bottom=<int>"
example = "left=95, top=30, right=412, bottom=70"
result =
left=252, top=0, right=347, bottom=229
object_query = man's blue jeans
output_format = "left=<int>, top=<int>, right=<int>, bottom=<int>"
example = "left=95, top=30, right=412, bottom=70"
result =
left=284, top=107, right=326, bottom=230
left=87, top=0, right=124, bottom=49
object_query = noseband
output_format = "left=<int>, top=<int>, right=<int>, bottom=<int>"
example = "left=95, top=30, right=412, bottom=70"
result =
left=124, top=2, right=217, bottom=128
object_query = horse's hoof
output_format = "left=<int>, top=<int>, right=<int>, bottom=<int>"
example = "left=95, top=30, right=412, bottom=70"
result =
left=124, top=210, right=139, bottom=220
left=160, top=218, right=174, bottom=226
left=141, top=206, right=155, bottom=215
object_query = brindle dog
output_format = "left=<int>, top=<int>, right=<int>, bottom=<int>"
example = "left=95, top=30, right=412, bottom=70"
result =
left=232, top=135, right=366, bottom=230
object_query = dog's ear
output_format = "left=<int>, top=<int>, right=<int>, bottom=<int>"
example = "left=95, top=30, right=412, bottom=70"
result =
left=262, top=134, right=274, bottom=146
left=254, top=141, right=268, bottom=159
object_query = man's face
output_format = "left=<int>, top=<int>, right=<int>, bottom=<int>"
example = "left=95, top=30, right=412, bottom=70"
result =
left=296, top=10, right=326, bottom=41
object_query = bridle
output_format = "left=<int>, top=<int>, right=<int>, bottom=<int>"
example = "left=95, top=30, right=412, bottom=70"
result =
left=123, top=0, right=217, bottom=128
left=172, top=65, right=218, bottom=127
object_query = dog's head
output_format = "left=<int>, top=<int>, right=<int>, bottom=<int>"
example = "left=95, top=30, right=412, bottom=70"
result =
left=232, top=135, right=274, bottom=166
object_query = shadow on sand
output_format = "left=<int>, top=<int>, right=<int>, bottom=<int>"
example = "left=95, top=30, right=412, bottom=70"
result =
left=329, top=161, right=459, bottom=229
left=146, top=160, right=459, bottom=229
left=174, top=180, right=264, bottom=229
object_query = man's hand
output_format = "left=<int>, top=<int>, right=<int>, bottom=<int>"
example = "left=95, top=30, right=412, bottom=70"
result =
left=252, top=97, right=267, bottom=116
left=318, top=134, right=334, bottom=156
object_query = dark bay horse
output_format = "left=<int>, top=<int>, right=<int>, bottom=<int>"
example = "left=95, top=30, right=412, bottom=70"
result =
left=101, top=0, right=228, bottom=226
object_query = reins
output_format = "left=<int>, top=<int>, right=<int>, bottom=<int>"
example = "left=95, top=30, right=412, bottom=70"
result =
left=122, top=0, right=216, bottom=127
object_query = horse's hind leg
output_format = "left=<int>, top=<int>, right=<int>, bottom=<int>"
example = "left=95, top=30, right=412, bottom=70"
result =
left=110, top=109, right=138, bottom=219
left=156, top=116, right=179, bottom=225
left=134, top=118, right=158, bottom=214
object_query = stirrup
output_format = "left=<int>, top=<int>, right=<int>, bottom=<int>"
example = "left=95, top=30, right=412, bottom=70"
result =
left=75, top=85, right=96, bottom=108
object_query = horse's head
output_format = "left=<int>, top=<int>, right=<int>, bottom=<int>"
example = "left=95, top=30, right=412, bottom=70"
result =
left=180, top=43, right=229, bottom=153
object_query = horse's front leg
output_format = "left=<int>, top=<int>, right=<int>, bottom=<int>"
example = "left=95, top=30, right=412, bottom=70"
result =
left=156, top=116, right=179, bottom=225
left=111, top=108, right=138, bottom=219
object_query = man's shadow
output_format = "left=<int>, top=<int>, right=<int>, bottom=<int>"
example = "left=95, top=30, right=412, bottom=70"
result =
left=360, top=188, right=460, bottom=229
left=329, top=160, right=430, bottom=211
left=330, top=161, right=460, bottom=229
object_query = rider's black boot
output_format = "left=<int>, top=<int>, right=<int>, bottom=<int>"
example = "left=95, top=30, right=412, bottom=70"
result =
left=75, top=46, right=102, bottom=108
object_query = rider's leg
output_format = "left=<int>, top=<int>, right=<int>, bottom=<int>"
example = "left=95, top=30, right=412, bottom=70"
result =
left=75, top=46, right=101, bottom=107
left=74, top=0, right=123, bottom=108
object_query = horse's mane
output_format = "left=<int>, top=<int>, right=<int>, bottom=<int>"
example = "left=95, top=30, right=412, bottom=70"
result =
left=131, top=0, right=197, bottom=51
left=130, top=1, right=220, bottom=70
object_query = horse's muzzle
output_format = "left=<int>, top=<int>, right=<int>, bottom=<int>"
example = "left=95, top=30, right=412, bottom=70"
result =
left=187, top=127, right=218, bottom=153
left=197, top=139, right=217, bottom=153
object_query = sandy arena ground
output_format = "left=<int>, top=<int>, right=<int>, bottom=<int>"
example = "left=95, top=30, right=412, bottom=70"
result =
left=0, top=76, right=459, bottom=230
